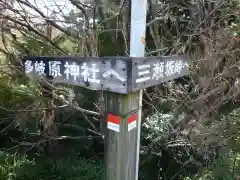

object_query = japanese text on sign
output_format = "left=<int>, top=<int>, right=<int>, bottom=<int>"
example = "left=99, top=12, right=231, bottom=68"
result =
left=23, top=56, right=189, bottom=94
left=24, top=60, right=124, bottom=84
left=23, top=57, right=130, bottom=94
left=135, top=59, right=188, bottom=84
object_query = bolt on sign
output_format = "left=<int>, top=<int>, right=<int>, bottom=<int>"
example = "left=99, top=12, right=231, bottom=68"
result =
left=23, top=56, right=189, bottom=94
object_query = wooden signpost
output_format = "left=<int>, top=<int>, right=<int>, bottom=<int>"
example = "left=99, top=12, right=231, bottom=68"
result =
left=22, top=0, right=190, bottom=180
left=23, top=56, right=189, bottom=94
left=22, top=54, right=189, bottom=180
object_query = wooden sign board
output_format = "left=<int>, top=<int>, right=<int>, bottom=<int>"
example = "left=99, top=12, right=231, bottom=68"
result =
left=131, top=56, right=189, bottom=91
left=22, top=56, right=189, bottom=94
left=23, top=56, right=130, bottom=94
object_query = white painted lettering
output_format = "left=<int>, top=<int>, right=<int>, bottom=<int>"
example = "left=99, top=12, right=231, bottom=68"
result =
left=34, top=61, right=45, bottom=75
left=81, top=63, right=100, bottom=83
left=49, top=61, right=62, bottom=77
left=64, top=62, right=80, bottom=81
left=24, top=60, right=34, bottom=74
left=136, top=64, right=151, bottom=83
left=165, top=60, right=175, bottom=76
left=103, top=69, right=126, bottom=82
left=174, top=60, right=183, bottom=74
left=152, top=61, right=164, bottom=80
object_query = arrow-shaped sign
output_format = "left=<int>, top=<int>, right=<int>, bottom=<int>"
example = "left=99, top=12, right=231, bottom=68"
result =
left=103, top=69, right=126, bottom=83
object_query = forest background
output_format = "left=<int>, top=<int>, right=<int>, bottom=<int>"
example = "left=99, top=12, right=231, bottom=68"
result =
left=0, top=0, right=240, bottom=179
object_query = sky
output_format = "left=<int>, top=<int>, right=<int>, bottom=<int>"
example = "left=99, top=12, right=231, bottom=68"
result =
left=28, top=0, right=74, bottom=16
left=12, top=0, right=75, bottom=22
left=10, top=0, right=77, bottom=26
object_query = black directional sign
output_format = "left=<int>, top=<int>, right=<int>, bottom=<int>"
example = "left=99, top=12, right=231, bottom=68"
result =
left=22, top=56, right=189, bottom=94
left=131, top=56, right=189, bottom=92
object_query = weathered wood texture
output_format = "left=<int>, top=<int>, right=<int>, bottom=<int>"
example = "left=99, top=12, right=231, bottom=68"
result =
left=104, top=91, right=139, bottom=180
left=131, top=56, right=189, bottom=91
left=22, top=56, right=189, bottom=94
left=23, top=56, right=130, bottom=94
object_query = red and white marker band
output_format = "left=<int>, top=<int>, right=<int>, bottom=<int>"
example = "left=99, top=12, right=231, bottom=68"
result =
left=107, top=113, right=120, bottom=132
left=107, top=113, right=137, bottom=132
left=128, top=114, right=137, bottom=131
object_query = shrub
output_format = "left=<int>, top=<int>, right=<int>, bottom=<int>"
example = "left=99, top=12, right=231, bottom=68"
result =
left=0, top=151, right=34, bottom=180
left=0, top=151, right=103, bottom=180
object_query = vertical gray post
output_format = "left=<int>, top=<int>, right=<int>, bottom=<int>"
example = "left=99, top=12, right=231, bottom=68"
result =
left=104, top=92, right=140, bottom=180
left=129, top=0, right=148, bottom=179
left=104, top=0, right=148, bottom=179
